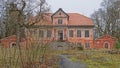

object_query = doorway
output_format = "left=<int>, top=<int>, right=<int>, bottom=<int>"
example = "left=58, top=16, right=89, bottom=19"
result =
left=58, top=30, right=63, bottom=41
left=104, top=42, right=110, bottom=49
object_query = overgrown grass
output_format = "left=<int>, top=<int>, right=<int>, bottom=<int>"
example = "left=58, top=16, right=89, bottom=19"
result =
left=1, top=41, right=120, bottom=68
left=68, top=49, right=120, bottom=68
left=84, top=50, right=120, bottom=68
left=0, top=43, right=60, bottom=68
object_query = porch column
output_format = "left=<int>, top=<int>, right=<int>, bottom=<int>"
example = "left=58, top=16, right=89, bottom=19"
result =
left=53, top=28, right=57, bottom=40
left=64, top=28, right=67, bottom=40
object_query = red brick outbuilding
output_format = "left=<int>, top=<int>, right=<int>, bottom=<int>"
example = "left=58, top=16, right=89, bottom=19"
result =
left=0, top=35, right=27, bottom=48
left=94, top=35, right=115, bottom=49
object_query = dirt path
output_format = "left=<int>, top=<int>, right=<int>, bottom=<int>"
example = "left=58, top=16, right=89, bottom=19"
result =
left=59, top=55, right=87, bottom=68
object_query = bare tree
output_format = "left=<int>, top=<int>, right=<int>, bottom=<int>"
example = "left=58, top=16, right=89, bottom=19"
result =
left=0, top=0, right=50, bottom=45
left=0, top=0, right=6, bottom=38
left=91, top=0, right=120, bottom=42
left=0, top=0, right=51, bottom=67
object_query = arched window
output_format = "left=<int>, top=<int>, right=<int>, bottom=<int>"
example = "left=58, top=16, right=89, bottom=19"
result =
left=104, top=42, right=110, bottom=49
left=10, top=42, right=16, bottom=47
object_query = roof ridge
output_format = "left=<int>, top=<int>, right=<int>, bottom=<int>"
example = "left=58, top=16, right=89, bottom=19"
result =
left=68, top=13, right=91, bottom=19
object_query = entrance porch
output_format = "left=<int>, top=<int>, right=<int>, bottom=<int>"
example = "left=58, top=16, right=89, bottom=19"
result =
left=53, top=28, right=67, bottom=41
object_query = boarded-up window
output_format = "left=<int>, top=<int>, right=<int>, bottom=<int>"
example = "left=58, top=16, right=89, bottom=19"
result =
left=47, top=30, right=52, bottom=38
left=39, top=30, right=44, bottom=38
left=69, top=30, right=73, bottom=37
left=77, top=30, right=81, bottom=37
left=85, top=30, right=89, bottom=37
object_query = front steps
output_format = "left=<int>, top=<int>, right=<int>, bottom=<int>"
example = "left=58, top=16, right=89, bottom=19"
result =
left=49, top=41, right=74, bottom=50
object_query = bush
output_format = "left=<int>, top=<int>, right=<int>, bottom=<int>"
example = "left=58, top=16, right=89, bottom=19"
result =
left=115, top=41, right=120, bottom=49
left=76, top=44, right=84, bottom=50
left=77, top=46, right=83, bottom=50
left=0, top=43, right=3, bottom=47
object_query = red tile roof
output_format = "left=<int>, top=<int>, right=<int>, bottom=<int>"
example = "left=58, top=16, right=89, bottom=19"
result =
left=29, top=13, right=53, bottom=26
left=68, top=13, right=94, bottom=26
left=95, top=35, right=115, bottom=40
left=30, top=13, right=94, bottom=26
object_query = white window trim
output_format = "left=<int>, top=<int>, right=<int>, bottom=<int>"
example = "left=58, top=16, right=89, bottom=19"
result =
left=77, top=29, right=82, bottom=38
left=68, top=29, right=74, bottom=38
left=58, top=19, right=63, bottom=24
left=85, top=30, right=90, bottom=38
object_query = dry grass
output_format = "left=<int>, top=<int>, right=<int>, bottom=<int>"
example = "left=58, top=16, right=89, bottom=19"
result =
left=1, top=42, right=120, bottom=68
left=68, top=49, right=120, bottom=68
left=0, top=43, right=60, bottom=68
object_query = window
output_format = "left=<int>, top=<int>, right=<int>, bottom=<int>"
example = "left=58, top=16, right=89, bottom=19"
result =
left=77, top=30, right=81, bottom=37
left=58, top=19, right=62, bottom=24
left=39, top=30, right=44, bottom=38
left=85, top=43, right=90, bottom=48
left=69, top=30, right=73, bottom=37
left=30, top=29, right=36, bottom=37
left=11, top=42, right=16, bottom=47
left=47, top=30, right=52, bottom=38
left=85, top=30, right=89, bottom=37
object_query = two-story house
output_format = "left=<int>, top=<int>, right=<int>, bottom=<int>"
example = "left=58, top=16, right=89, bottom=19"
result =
left=0, top=8, right=115, bottom=49
left=27, top=8, right=94, bottom=49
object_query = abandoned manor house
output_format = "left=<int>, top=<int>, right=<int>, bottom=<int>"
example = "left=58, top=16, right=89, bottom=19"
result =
left=0, top=8, right=115, bottom=49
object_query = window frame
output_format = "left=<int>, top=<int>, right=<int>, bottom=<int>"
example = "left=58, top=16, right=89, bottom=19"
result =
left=39, top=30, right=44, bottom=38
left=77, top=30, right=81, bottom=37
left=30, top=29, right=36, bottom=37
left=58, top=19, right=63, bottom=24
left=85, top=30, right=89, bottom=38
left=69, top=30, right=74, bottom=37
left=47, top=30, right=52, bottom=38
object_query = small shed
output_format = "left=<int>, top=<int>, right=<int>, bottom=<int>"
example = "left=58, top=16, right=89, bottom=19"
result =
left=0, top=35, right=27, bottom=48
left=94, top=35, right=115, bottom=49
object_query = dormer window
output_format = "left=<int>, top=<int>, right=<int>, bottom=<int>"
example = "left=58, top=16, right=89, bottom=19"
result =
left=58, top=19, right=62, bottom=24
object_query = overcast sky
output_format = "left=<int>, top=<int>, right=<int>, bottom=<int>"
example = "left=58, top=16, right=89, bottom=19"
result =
left=47, top=0, right=103, bottom=17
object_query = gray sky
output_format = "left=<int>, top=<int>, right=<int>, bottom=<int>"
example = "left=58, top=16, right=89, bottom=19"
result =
left=47, top=0, right=103, bottom=17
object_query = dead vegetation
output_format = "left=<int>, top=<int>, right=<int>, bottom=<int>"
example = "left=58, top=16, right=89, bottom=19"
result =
left=0, top=43, right=60, bottom=68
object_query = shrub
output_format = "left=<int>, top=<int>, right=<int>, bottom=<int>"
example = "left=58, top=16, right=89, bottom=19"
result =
left=77, top=46, right=83, bottom=50
left=115, top=41, right=120, bottom=49
left=76, top=44, right=84, bottom=50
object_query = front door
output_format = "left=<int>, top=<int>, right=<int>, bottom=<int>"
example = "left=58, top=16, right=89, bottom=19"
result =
left=59, top=33, right=63, bottom=40
left=58, top=30, right=63, bottom=41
